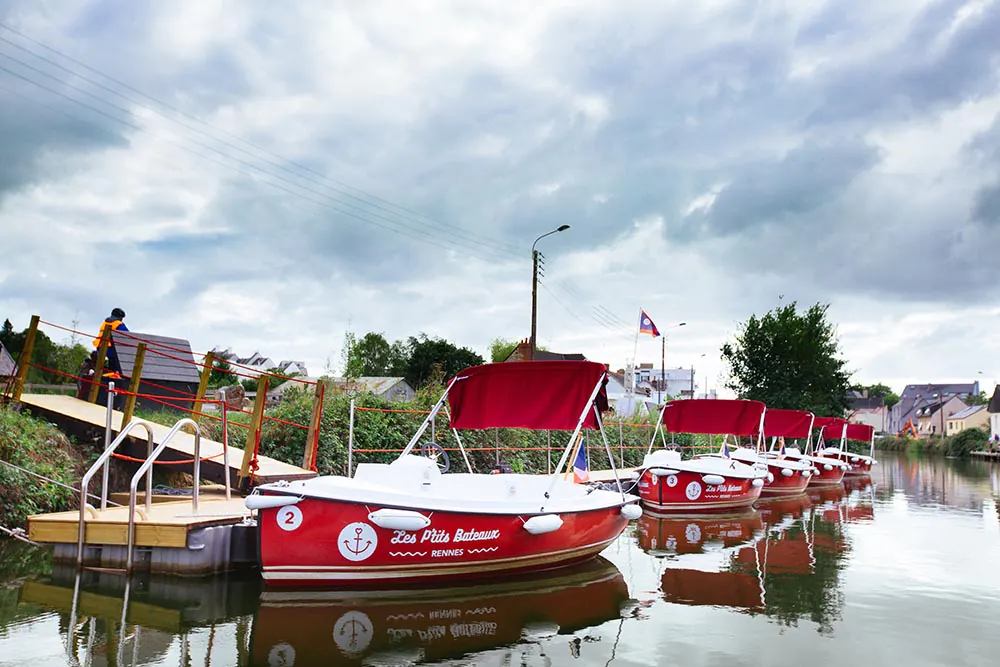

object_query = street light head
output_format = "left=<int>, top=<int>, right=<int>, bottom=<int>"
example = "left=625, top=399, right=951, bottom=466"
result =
left=678, top=322, right=687, bottom=327
left=557, top=224, right=570, bottom=232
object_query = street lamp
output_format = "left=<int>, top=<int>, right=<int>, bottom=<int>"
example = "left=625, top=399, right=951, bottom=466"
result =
left=530, top=224, right=571, bottom=360
left=657, top=322, right=687, bottom=402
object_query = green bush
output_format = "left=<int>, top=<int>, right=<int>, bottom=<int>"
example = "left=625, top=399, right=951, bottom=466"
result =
left=947, top=427, right=989, bottom=458
left=0, top=406, right=88, bottom=527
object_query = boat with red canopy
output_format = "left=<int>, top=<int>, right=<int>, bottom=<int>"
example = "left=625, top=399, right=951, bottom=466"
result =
left=758, top=409, right=847, bottom=488
left=728, top=408, right=816, bottom=496
left=816, top=419, right=877, bottom=477
left=634, top=399, right=769, bottom=514
left=245, top=360, right=641, bottom=587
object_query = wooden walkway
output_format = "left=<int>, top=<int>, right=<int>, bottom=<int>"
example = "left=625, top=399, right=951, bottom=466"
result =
left=28, top=498, right=253, bottom=548
left=19, top=393, right=316, bottom=486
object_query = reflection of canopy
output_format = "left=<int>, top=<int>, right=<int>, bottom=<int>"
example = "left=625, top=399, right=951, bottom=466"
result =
left=447, top=361, right=608, bottom=430
left=661, top=399, right=765, bottom=436
left=660, top=568, right=763, bottom=609
left=763, top=409, right=814, bottom=438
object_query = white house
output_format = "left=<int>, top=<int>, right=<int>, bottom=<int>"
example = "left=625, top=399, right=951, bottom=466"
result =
left=628, top=364, right=697, bottom=400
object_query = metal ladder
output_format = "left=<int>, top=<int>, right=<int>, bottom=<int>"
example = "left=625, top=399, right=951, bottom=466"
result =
left=75, top=382, right=212, bottom=573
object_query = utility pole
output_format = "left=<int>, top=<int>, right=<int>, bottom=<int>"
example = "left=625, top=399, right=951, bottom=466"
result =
left=529, top=225, right=570, bottom=360
left=530, top=249, right=539, bottom=360
left=690, top=364, right=694, bottom=398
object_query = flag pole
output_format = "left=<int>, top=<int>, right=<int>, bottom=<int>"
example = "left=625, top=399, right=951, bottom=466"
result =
left=630, top=308, right=641, bottom=394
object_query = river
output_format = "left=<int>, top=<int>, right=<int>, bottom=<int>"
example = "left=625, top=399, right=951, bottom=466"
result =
left=1, top=451, right=999, bottom=666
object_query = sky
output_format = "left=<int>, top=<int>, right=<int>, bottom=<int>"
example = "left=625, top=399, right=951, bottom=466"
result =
left=2, top=0, right=1000, bottom=397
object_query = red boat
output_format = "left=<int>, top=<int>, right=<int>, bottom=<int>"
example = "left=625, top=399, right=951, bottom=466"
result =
left=729, top=409, right=817, bottom=496
left=635, top=509, right=763, bottom=556
left=759, top=409, right=848, bottom=488
left=816, top=420, right=877, bottom=477
left=634, top=399, right=769, bottom=514
left=249, top=556, right=630, bottom=666
left=246, top=360, right=641, bottom=587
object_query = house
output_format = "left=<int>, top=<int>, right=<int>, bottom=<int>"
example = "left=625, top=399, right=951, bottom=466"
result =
left=888, top=382, right=979, bottom=434
left=913, top=395, right=968, bottom=437
left=503, top=338, right=587, bottom=362
left=0, top=341, right=16, bottom=378
left=632, top=364, right=696, bottom=399
left=946, top=404, right=990, bottom=436
left=276, top=376, right=416, bottom=402
left=234, top=352, right=277, bottom=378
left=109, top=331, right=201, bottom=413
left=278, top=360, right=308, bottom=377
left=847, top=392, right=887, bottom=433
left=326, top=376, right=416, bottom=402
left=988, top=386, right=1000, bottom=443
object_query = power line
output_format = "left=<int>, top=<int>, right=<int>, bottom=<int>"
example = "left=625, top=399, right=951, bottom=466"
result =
left=0, top=23, right=525, bottom=257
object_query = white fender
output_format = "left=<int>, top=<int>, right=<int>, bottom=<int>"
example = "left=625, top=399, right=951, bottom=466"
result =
left=702, top=474, right=726, bottom=486
left=850, top=456, right=860, bottom=462
left=245, top=494, right=302, bottom=510
left=802, top=470, right=811, bottom=477
left=823, top=464, right=833, bottom=471
left=751, top=478, right=764, bottom=487
left=780, top=468, right=793, bottom=477
left=368, top=508, right=431, bottom=531
left=620, top=504, right=643, bottom=520
left=523, top=514, right=563, bottom=535
left=767, top=472, right=774, bottom=483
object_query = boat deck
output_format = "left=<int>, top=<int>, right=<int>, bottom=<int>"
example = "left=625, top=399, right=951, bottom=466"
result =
left=19, top=393, right=315, bottom=485
left=28, top=498, right=254, bottom=549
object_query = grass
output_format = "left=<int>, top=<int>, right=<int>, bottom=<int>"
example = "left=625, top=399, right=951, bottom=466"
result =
left=0, top=405, right=91, bottom=527
left=875, top=427, right=990, bottom=458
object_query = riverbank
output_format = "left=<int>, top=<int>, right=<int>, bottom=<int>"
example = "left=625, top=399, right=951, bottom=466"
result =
left=876, top=427, right=990, bottom=458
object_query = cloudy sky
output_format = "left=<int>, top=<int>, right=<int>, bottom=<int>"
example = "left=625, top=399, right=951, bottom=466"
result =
left=2, top=0, right=999, bottom=396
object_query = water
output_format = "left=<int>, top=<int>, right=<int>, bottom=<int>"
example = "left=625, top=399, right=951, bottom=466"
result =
left=2, top=451, right=1000, bottom=666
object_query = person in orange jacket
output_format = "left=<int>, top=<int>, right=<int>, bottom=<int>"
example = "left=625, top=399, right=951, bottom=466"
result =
left=92, top=307, right=128, bottom=375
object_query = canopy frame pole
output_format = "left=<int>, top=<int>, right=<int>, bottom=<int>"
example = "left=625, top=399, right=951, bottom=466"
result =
left=399, top=376, right=462, bottom=458
left=594, top=405, right=625, bottom=500
left=541, top=373, right=607, bottom=511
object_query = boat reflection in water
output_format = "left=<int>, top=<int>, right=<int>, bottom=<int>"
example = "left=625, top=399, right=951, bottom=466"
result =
left=249, top=555, right=631, bottom=666
left=638, top=482, right=874, bottom=634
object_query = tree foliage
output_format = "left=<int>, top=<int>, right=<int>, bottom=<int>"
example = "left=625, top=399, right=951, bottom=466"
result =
left=344, top=332, right=408, bottom=378
left=1, top=317, right=89, bottom=385
left=850, top=382, right=900, bottom=410
left=208, top=357, right=237, bottom=388
left=489, top=337, right=518, bottom=362
left=721, top=301, right=852, bottom=416
left=403, top=333, right=484, bottom=388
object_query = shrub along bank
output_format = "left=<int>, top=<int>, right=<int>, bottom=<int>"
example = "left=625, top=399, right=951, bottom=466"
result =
left=876, top=427, right=990, bottom=458
left=0, top=406, right=90, bottom=527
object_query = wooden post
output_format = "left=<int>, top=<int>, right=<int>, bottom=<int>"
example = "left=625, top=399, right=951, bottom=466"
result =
left=87, top=326, right=111, bottom=403
left=121, top=343, right=146, bottom=428
left=192, top=351, right=215, bottom=425
left=303, top=380, right=325, bottom=471
left=11, top=314, right=39, bottom=403
left=239, top=376, right=269, bottom=485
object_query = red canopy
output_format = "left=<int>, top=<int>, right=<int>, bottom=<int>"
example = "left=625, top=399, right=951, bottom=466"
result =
left=812, top=416, right=847, bottom=432
left=844, top=423, right=874, bottom=441
left=763, top=409, right=814, bottom=438
left=660, top=399, right=765, bottom=436
left=447, top=360, right=608, bottom=431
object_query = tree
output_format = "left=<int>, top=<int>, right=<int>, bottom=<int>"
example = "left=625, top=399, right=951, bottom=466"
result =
left=1, top=319, right=22, bottom=357
left=721, top=301, right=852, bottom=416
left=489, top=337, right=518, bottom=362
left=850, top=382, right=900, bottom=410
left=404, top=333, right=484, bottom=389
left=208, top=357, right=237, bottom=387
left=965, top=390, right=990, bottom=406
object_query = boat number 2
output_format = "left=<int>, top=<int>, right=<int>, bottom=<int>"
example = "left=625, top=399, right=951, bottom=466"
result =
left=277, top=505, right=303, bottom=532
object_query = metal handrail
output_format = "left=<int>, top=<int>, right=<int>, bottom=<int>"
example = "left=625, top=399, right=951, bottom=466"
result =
left=76, top=418, right=156, bottom=567
left=125, top=417, right=202, bottom=573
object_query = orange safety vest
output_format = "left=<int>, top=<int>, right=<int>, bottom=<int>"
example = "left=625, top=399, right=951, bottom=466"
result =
left=92, top=319, right=124, bottom=348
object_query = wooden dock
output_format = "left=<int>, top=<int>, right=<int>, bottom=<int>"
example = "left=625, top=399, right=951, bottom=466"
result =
left=19, top=393, right=316, bottom=486
left=29, top=498, right=253, bottom=548
left=971, top=451, right=1000, bottom=460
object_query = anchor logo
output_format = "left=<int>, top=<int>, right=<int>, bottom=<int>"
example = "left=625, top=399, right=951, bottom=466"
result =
left=337, top=522, right=378, bottom=562
left=333, top=610, right=373, bottom=656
